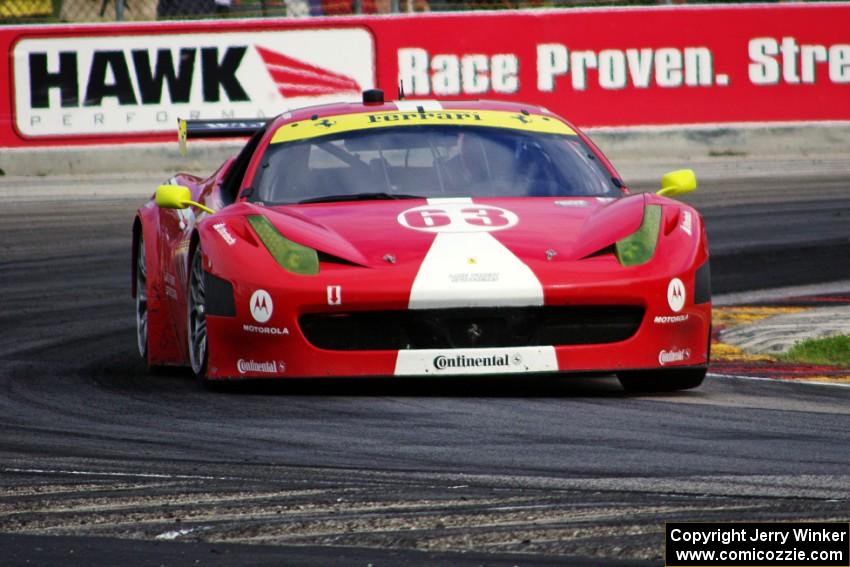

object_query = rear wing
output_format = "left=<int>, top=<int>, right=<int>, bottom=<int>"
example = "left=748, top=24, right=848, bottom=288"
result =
left=178, top=118, right=269, bottom=155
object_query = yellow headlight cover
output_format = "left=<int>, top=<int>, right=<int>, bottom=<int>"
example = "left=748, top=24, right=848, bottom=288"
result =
left=615, top=205, right=662, bottom=267
left=248, top=215, right=319, bottom=276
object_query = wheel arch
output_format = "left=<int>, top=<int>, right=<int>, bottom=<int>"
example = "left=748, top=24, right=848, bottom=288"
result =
left=186, top=228, right=211, bottom=381
left=134, top=206, right=186, bottom=367
left=131, top=216, right=142, bottom=298
left=188, top=228, right=202, bottom=283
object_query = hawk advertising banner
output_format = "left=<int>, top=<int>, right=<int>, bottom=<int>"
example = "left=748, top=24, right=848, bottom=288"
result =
left=0, top=3, right=848, bottom=147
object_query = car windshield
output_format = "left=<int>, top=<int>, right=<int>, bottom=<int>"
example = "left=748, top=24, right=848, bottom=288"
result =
left=252, top=125, right=620, bottom=204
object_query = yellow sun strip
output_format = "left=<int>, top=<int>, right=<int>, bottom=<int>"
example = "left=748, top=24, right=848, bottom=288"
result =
left=711, top=342, right=777, bottom=363
left=270, top=110, right=576, bottom=145
left=795, top=375, right=850, bottom=383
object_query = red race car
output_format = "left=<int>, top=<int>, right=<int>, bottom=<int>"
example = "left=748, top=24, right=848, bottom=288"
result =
left=132, top=90, right=710, bottom=391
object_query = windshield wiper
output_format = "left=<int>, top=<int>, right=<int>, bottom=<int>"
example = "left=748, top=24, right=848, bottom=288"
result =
left=297, top=192, right=422, bottom=204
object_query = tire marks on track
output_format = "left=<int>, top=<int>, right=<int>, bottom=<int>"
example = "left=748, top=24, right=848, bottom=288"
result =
left=2, top=465, right=849, bottom=562
left=1, top=181, right=850, bottom=563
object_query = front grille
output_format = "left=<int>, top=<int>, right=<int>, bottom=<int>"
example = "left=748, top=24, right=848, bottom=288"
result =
left=299, top=306, right=644, bottom=351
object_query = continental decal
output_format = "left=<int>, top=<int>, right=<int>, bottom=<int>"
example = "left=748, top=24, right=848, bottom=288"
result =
left=270, top=110, right=576, bottom=144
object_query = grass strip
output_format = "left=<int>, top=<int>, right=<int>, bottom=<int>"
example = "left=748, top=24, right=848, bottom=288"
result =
left=782, top=334, right=850, bottom=367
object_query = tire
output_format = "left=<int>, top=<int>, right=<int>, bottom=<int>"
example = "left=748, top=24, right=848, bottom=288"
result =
left=187, top=244, right=210, bottom=384
left=136, top=234, right=150, bottom=362
left=617, top=367, right=706, bottom=393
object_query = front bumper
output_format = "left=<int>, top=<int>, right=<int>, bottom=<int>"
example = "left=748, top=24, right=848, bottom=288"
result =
left=204, top=264, right=711, bottom=380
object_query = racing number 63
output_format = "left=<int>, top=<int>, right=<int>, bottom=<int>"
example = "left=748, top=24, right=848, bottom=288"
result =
left=461, top=207, right=510, bottom=227
left=398, top=204, right=518, bottom=233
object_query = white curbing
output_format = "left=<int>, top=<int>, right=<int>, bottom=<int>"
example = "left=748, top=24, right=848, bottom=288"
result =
left=719, top=306, right=850, bottom=355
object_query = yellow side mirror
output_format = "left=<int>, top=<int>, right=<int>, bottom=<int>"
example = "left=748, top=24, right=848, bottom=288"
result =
left=156, top=184, right=191, bottom=209
left=657, top=169, right=697, bottom=198
left=155, top=184, right=215, bottom=215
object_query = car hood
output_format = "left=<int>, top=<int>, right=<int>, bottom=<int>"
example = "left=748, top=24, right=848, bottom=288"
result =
left=248, top=195, right=646, bottom=268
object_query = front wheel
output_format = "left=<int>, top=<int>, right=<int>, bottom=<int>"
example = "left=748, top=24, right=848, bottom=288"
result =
left=136, top=234, right=149, bottom=362
left=617, top=367, right=706, bottom=393
left=187, top=244, right=209, bottom=382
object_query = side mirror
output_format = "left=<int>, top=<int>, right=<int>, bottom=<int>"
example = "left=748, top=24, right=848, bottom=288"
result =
left=156, top=184, right=191, bottom=209
left=155, top=184, right=215, bottom=214
left=657, top=169, right=697, bottom=198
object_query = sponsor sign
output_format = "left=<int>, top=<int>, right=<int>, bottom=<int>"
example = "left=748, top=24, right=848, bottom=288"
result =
left=433, top=352, right=522, bottom=371
left=554, top=199, right=590, bottom=208
left=680, top=210, right=693, bottom=236
left=394, top=346, right=557, bottom=375
left=213, top=222, right=236, bottom=245
left=236, top=358, right=284, bottom=374
left=448, top=272, right=499, bottom=283
left=390, top=5, right=850, bottom=127
left=242, top=324, right=289, bottom=336
left=249, top=289, right=273, bottom=323
left=269, top=108, right=575, bottom=145
left=12, top=28, right=374, bottom=137
left=654, top=314, right=689, bottom=325
left=2, top=4, right=849, bottom=147
left=659, top=348, right=691, bottom=366
left=667, top=278, right=686, bottom=313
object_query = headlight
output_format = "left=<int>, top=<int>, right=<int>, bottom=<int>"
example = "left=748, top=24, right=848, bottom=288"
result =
left=615, top=204, right=661, bottom=266
left=248, top=215, right=319, bottom=275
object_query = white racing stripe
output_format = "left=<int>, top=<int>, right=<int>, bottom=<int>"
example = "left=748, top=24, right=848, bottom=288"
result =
left=409, top=232, right=544, bottom=309
left=407, top=198, right=544, bottom=309
left=396, top=198, right=551, bottom=376
left=395, top=100, right=443, bottom=112
left=395, top=346, right=558, bottom=376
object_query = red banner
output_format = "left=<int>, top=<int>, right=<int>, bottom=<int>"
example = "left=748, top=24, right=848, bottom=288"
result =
left=1, top=3, right=849, bottom=147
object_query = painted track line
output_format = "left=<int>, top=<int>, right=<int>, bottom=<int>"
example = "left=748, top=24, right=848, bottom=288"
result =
left=709, top=372, right=850, bottom=389
left=1, top=467, right=243, bottom=481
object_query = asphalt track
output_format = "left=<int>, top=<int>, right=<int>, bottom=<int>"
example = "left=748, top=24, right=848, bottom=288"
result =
left=1, top=171, right=849, bottom=565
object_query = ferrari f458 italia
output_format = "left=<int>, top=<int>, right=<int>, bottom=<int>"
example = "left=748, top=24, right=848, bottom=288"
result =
left=132, top=90, right=710, bottom=391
